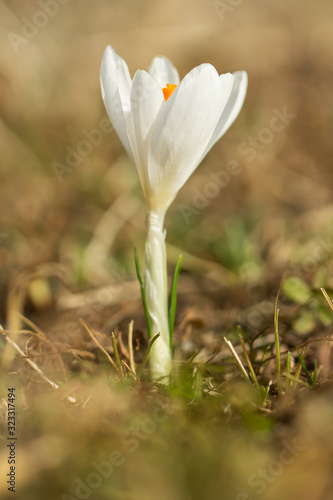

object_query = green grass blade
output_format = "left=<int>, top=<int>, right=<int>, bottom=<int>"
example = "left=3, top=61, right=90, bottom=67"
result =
left=311, top=359, right=319, bottom=385
left=139, top=333, right=161, bottom=376
left=297, top=350, right=312, bottom=385
left=286, top=351, right=291, bottom=393
left=193, top=365, right=204, bottom=401
left=292, top=357, right=303, bottom=388
left=134, top=247, right=152, bottom=338
left=186, top=349, right=199, bottom=367
left=168, top=254, right=183, bottom=349
left=274, top=263, right=290, bottom=397
left=321, top=287, right=333, bottom=311
left=239, top=335, right=261, bottom=390
left=282, top=372, right=308, bottom=388
left=274, top=307, right=282, bottom=397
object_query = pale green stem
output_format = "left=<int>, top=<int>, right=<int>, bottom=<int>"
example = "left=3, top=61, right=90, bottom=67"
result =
left=144, top=211, right=172, bottom=382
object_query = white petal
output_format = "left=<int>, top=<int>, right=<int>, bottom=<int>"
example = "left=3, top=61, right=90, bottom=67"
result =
left=202, top=71, right=248, bottom=156
left=129, top=70, right=164, bottom=203
left=148, top=64, right=231, bottom=210
left=100, top=46, right=134, bottom=163
left=148, top=56, right=180, bottom=87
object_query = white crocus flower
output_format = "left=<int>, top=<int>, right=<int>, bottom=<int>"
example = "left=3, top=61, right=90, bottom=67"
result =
left=100, top=46, right=247, bottom=381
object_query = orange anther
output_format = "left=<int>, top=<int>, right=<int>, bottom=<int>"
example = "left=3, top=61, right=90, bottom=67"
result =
left=162, top=83, right=177, bottom=101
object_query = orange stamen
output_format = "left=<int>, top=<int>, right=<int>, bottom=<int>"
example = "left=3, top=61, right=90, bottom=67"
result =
left=162, top=83, right=177, bottom=101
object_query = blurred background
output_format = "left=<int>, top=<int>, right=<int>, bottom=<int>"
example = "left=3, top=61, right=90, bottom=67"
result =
left=1, top=0, right=333, bottom=499
left=1, top=0, right=333, bottom=294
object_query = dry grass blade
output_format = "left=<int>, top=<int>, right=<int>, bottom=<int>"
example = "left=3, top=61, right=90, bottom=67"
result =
left=128, top=320, right=136, bottom=374
left=16, top=312, right=47, bottom=339
left=121, top=360, right=138, bottom=380
left=2, top=286, right=26, bottom=370
left=321, top=287, right=333, bottom=311
left=264, top=337, right=333, bottom=363
left=111, top=332, right=124, bottom=379
left=79, top=319, right=119, bottom=373
left=118, top=331, right=130, bottom=362
left=16, top=312, right=67, bottom=381
left=239, top=336, right=261, bottom=390
left=224, top=337, right=249, bottom=381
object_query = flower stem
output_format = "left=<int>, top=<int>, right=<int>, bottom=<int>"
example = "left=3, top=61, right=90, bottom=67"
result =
left=144, top=211, right=172, bottom=382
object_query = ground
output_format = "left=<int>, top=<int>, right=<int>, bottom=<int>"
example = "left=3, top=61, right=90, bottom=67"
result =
left=0, top=0, right=333, bottom=499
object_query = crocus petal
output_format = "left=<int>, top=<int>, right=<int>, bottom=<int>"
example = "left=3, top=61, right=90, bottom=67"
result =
left=202, top=71, right=248, bottom=157
left=129, top=70, right=164, bottom=204
left=149, top=56, right=180, bottom=88
left=100, top=46, right=134, bottom=163
left=147, top=64, right=234, bottom=210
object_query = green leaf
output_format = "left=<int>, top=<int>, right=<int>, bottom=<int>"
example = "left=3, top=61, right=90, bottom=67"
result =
left=293, top=311, right=316, bottom=335
left=282, top=277, right=311, bottom=305
left=317, top=304, right=333, bottom=326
